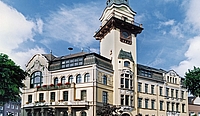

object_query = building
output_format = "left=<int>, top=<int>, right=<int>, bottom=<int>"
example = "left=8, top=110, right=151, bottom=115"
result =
left=137, top=65, right=188, bottom=116
left=21, top=53, right=113, bottom=116
left=188, top=97, right=200, bottom=116
left=0, top=101, right=21, bottom=116
left=21, top=0, right=188, bottom=116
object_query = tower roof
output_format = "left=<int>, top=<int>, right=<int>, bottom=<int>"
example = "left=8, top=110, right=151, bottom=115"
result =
left=106, top=0, right=129, bottom=7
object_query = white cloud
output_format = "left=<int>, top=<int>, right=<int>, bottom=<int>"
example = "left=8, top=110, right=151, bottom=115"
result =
left=154, top=11, right=166, bottom=20
left=14, top=47, right=46, bottom=69
left=172, top=0, right=200, bottom=76
left=43, top=3, right=101, bottom=48
left=35, top=18, right=43, bottom=34
left=185, top=0, right=200, bottom=31
left=172, top=36, right=200, bottom=76
left=161, top=20, right=175, bottom=26
left=169, top=24, right=184, bottom=38
left=0, top=1, right=46, bottom=68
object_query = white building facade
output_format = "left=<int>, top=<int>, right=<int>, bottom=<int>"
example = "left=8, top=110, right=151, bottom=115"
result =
left=21, top=0, right=188, bottom=116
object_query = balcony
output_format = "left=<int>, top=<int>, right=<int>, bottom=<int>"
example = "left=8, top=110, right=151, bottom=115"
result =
left=37, top=84, right=71, bottom=91
left=24, top=100, right=89, bottom=108
left=24, top=102, right=47, bottom=107
left=68, top=101, right=89, bottom=107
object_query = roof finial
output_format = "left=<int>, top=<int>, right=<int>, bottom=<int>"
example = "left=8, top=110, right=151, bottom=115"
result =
left=106, top=0, right=129, bottom=7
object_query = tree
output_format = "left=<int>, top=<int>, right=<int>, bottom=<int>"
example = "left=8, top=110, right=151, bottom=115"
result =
left=184, top=66, right=200, bottom=97
left=0, top=53, right=27, bottom=105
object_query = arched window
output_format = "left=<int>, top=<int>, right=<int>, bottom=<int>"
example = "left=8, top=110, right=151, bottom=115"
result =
left=30, top=71, right=43, bottom=88
left=84, top=73, right=90, bottom=82
left=81, top=111, right=87, bottom=116
left=68, top=75, right=73, bottom=83
left=124, top=61, right=130, bottom=67
left=54, top=77, right=58, bottom=86
left=76, top=74, right=81, bottom=83
left=61, top=76, right=66, bottom=85
left=102, top=75, right=107, bottom=85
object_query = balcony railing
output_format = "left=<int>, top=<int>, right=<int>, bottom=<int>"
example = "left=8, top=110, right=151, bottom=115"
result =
left=24, top=100, right=89, bottom=108
left=37, top=84, right=71, bottom=91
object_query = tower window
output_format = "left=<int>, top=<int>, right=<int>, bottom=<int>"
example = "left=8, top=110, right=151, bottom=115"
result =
left=124, top=61, right=130, bottom=67
left=102, top=75, right=107, bottom=85
left=102, top=91, right=108, bottom=104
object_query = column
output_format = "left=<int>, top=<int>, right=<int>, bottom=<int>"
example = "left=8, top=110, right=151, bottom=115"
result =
left=31, top=109, right=34, bottom=116
left=68, top=107, right=72, bottom=116
left=40, top=108, right=44, bottom=116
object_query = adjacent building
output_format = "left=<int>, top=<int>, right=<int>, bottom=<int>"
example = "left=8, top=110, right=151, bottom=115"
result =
left=21, top=0, right=188, bottom=116
left=0, top=101, right=21, bottom=116
left=188, top=97, right=200, bottom=116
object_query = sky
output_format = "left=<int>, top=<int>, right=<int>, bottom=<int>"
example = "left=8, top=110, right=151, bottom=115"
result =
left=0, top=0, right=200, bottom=77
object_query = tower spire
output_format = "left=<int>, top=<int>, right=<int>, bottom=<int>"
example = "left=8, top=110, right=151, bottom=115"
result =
left=106, top=0, right=129, bottom=7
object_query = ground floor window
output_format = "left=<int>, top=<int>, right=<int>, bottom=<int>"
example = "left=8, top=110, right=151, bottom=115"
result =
left=81, top=111, right=86, bottom=116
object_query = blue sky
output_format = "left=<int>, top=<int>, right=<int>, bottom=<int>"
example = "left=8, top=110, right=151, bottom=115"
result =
left=0, top=0, right=200, bottom=76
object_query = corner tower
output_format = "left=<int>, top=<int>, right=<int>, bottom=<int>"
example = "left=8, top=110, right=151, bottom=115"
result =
left=94, top=0, right=143, bottom=115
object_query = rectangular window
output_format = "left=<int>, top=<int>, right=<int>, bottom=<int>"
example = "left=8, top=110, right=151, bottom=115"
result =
left=151, top=100, right=155, bottom=109
left=50, top=92, right=55, bottom=101
left=182, top=104, right=185, bottom=112
left=151, top=85, right=154, bottom=94
left=102, top=91, right=108, bottom=104
left=130, top=80, right=133, bottom=88
left=81, top=90, right=87, bottom=100
left=121, top=78, right=124, bottom=88
left=125, top=95, right=129, bottom=106
left=121, top=95, right=124, bottom=105
left=166, top=88, right=169, bottom=97
left=138, top=82, right=142, bottom=92
left=172, top=103, right=175, bottom=111
left=125, top=79, right=129, bottom=88
left=130, top=96, right=133, bottom=107
left=160, top=101, right=163, bottom=110
left=121, top=78, right=124, bottom=84
left=39, top=93, right=44, bottom=102
left=171, top=89, right=174, bottom=98
left=63, top=91, right=68, bottom=101
left=28, top=95, right=32, bottom=103
left=138, top=98, right=142, bottom=108
left=167, top=102, right=170, bottom=111
left=7, top=103, right=10, bottom=108
left=11, top=105, right=14, bottom=109
left=145, top=84, right=148, bottom=93
left=145, top=99, right=149, bottom=109
left=181, top=91, right=184, bottom=99
left=160, top=87, right=163, bottom=96
left=176, top=103, right=179, bottom=112
left=176, top=90, right=178, bottom=99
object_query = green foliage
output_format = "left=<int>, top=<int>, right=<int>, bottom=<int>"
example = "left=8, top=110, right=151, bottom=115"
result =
left=0, top=53, right=27, bottom=105
left=184, top=66, right=200, bottom=97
